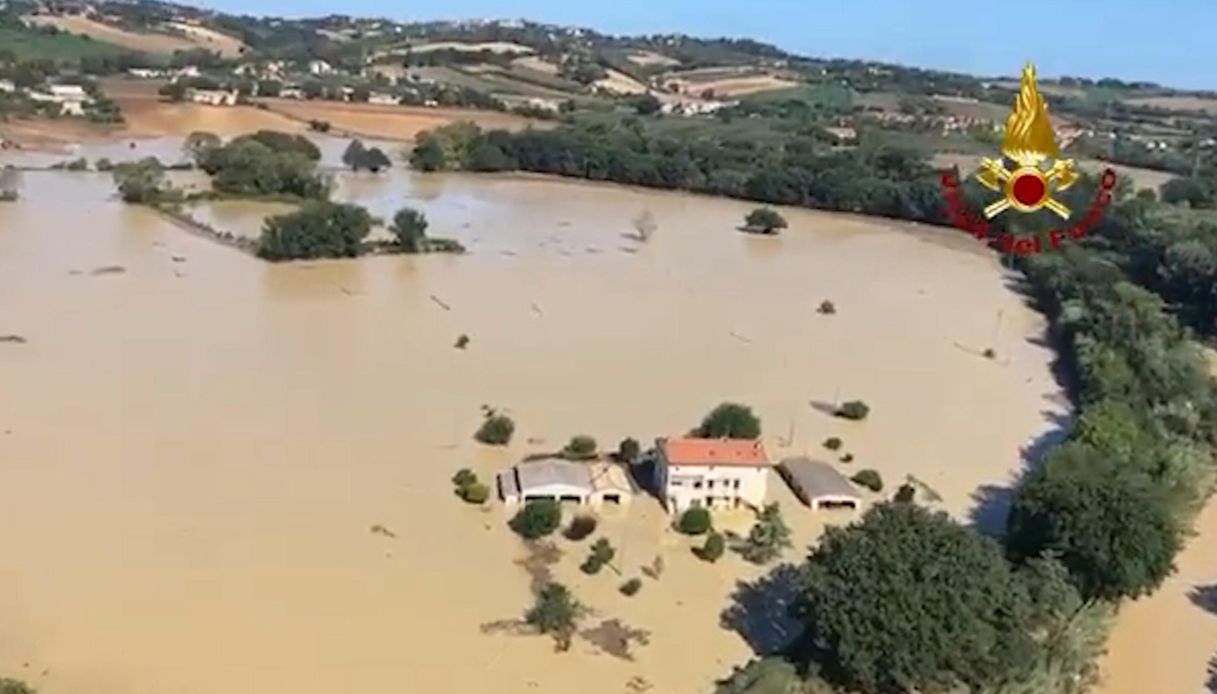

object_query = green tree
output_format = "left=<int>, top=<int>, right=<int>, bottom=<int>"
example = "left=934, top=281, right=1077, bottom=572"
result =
left=581, top=537, right=616, bottom=574
left=678, top=507, right=712, bottom=535
left=183, top=130, right=221, bottom=164
left=796, top=503, right=1038, bottom=693
left=631, top=93, right=662, bottom=115
left=0, top=678, right=35, bottom=694
left=695, top=530, right=726, bottom=562
left=510, top=499, right=562, bottom=540
left=716, top=658, right=828, bottom=694
left=739, top=502, right=792, bottom=564
left=834, top=401, right=870, bottom=421
left=1005, top=442, right=1181, bottom=601
left=525, top=582, right=584, bottom=651
left=617, top=437, right=641, bottom=463
left=257, top=202, right=372, bottom=261
left=112, top=157, right=168, bottom=204
left=744, top=207, right=788, bottom=234
left=390, top=206, right=430, bottom=252
left=342, top=138, right=367, bottom=170
left=697, top=402, right=762, bottom=439
left=234, top=130, right=321, bottom=160
left=475, top=413, right=514, bottom=445
left=562, top=435, right=598, bottom=460
left=410, top=134, right=446, bottom=172
left=361, top=146, right=392, bottom=173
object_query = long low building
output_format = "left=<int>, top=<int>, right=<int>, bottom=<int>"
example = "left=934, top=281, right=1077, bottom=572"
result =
left=777, top=457, right=862, bottom=511
left=497, top=458, right=634, bottom=507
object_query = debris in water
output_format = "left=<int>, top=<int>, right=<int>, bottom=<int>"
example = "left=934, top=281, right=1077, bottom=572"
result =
left=370, top=524, right=397, bottom=539
left=455, top=334, right=470, bottom=349
left=68, top=270, right=82, bottom=275
left=171, top=255, right=186, bottom=263
left=530, top=303, right=544, bottom=317
left=430, top=294, right=452, bottom=311
left=91, top=265, right=126, bottom=275
left=0, top=334, right=27, bottom=344
left=729, top=331, right=753, bottom=344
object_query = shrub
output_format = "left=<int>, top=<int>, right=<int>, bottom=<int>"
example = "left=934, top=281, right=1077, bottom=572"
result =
left=823, top=437, right=843, bottom=451
left=818, top=300, right=836, bottom=315
left=983, top=347, right=997, bottom=359
left=95, top=157, right=114, bottom=171
left=894, top=483, right=916, bottom=503
left=620, top=578, right=643, bottom=596
left=678, top=507, right=712, bottom=535
left=744, top=207, right=788, bottom=234
left=580, top=538, right=616, bottom=574
left=835, top=400, right=871, bottom=421
left=509, top=499, right=562, bottom=539
left=697, top=402, right=761, bottom=439
left=738, top=503, right=792, bottom=564
left=851, top=469, right=883, bottom=492
left=694, top=530, right=726, bottom=562
left=65, top=157, right=89, bottom=171
left=617, top=437, right=641, bottom=463
left=564, top=515, right=597, bottom=541
left=455, top=334, right=470, bottom=349
left=475, top=413, right=515, bottom=446
left=390, top=206, right=429, bottom=252
left=0, top=678, right=36, bottom=694
left=841, top=453, right=855, bottom=463
left=308, top=119, right=332, bottom=133
left=563, top=435, right=598, bottom=460
left=258, top=202, right=371, bottom=261
left=460, top=482, right=490, bottom=504
left=452, top=468, right=477, bottom=488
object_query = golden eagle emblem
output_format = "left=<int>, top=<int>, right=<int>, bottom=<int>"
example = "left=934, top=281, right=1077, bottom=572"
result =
left=976, top=63, right=1078, bottom=219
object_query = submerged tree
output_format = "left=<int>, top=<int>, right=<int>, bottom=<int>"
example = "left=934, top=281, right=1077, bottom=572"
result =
left=796, top=503, right=1039, bottom=693
left=697, top=402, right=762, bottom=439
left=744, top=207, right=788, bottom=234
left=390, top=206, right=429, bottom=252
left=112, top=157, right=170, bottom=204
left=525, top=582, right=585, bottom=651
left=738, top=503, right=792, bottom=564
left=257, top=201, right=372, bottom=261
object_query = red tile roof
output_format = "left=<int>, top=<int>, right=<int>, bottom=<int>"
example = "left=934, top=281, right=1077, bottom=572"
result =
left=660, top=437, right=772, bottom=468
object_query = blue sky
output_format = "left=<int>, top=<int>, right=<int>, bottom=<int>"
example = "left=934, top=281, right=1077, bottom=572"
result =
left=195, top=0, right=1213, bottom=90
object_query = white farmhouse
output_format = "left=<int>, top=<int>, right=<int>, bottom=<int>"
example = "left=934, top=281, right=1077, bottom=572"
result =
left=653, top=437, right=772, bottom=513
left=497, top=459, right=634, bottom=507
left=29, top=84, right=91, bottom=116
left=308, top=59, right=334, bottom=76
left=367, top=92, right=399, bottom=106
left=186, top=88, right=239, bottom=106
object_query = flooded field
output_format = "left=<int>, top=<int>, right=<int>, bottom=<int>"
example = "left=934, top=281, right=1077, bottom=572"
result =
left=0, top=137, right=1068, bottom=694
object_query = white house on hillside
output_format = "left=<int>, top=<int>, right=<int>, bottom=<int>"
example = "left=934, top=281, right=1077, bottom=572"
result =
left=28, top=84, right=91, bottom=116
left=187, top=88, right=238, bottom=106
left=308, top=59, right=334, bottom=75
left=652, top=437, right=772, bottom=513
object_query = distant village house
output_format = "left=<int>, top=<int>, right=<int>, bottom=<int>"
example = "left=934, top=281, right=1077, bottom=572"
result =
left=308, top=59, right=335, bottom=76
left=187, top=88, right=239, bottom=106
left=28, top=84, right=91, bottom=116
left=653, top=437, right=772, bottom=513
left=367, top=92, right=399, bottom=106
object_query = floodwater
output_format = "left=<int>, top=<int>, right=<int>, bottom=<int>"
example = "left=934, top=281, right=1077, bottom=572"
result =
left=1, top=137, right=1068, bottom=694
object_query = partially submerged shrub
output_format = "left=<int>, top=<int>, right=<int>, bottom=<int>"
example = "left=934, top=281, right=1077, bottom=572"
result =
left=835, top=400, right=871, bottom=421
left=697, top=402, right=761, bottom=439
left=475, top=413, right=515, bottom=445
left=694, top=530, right=726, bottom=562
left=581, top=538, right=615, bottom=574
left=617, top=437, right=641, bottom=463
left=894, top=483, right=917, bottom=503
left=818, top=300, right=836, bottom=315
left=619, top=578, right=643, bottom=596
left=510, top=499, right=562, bottom=539
left=460, top=482, right=490, bottom=504
left=563, top=435, right=598, bottom=460
left=452, top=468, right=477, bottom=488
left=851, top=469, right=884, bottom=492
left=455, top=334, right=470, bottom=349
left=678, top=507, right=712, bottom=535
left=823, top=436, right=843, bottom=451
left=564, top=515, right=597, bottom=541
left=841, top=453, right=855, bottom=463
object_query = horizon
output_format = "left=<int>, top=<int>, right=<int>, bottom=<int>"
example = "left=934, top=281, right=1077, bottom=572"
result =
left=185, top=0, right=1215, bottom=91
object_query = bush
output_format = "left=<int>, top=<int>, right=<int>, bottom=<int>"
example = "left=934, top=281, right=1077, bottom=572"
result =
left=580, top=538, right=615, bottom=574
left=390, top=206, right=429, bottom=252
left=678, top=507, right=712, bottom=535
left=95, top=157, right=114, bottom=171
left=455, top=334, right=470, bottom=349
left=823, top=437, right=843, bottom=451
left=510, top=499, right=562, bottom=539
left=694, top=530, right=726, bottom=562
left=744, top=207, right=788, bottom=234
left=818, top=300, right=836, bottom=315
left=460, top=482, right=490, bottom=504
left=563, top=435, right=598, bottom=460
left=0, top=678, right=36, bottom=694
left=851, top=469, right=883, bottom=492
left=564, top=515, right=597, bottom=541
left=452, top=468, right=477, bottom=488
left=620, top=578, right=643, bottom=596
left=257, top=202, right=372, bottom=261
left=525, top=582, right=583, bottom=651
left=475, top=413, right=515, bottom=446
left=894, top=483, right=916, bottom=503
left=617, top=437, right=641, bottom=463
left=697, top=402, right=761, bottom=439
left=835, top=400, right=871, bottom=421
left=738, top=503, right=792, bottom=564
left=308, top=119, right=331, bottom=133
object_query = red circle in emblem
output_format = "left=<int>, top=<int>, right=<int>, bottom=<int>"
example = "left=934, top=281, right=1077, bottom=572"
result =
left=1011, top=173, right=1046, bottom=206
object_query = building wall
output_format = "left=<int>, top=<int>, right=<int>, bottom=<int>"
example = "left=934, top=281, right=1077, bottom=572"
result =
left=661, top=463, right=768, bottom=513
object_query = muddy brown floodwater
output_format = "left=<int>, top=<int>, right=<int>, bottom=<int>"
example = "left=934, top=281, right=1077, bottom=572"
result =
left=0, top=137, right=1068, bottom=694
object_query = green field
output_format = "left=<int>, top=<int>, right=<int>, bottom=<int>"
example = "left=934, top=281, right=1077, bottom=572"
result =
left=0, top=26, right=124, bottom=61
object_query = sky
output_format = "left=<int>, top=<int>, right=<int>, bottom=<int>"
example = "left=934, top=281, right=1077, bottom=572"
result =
left=194, top=0, right=1215, bottom=90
